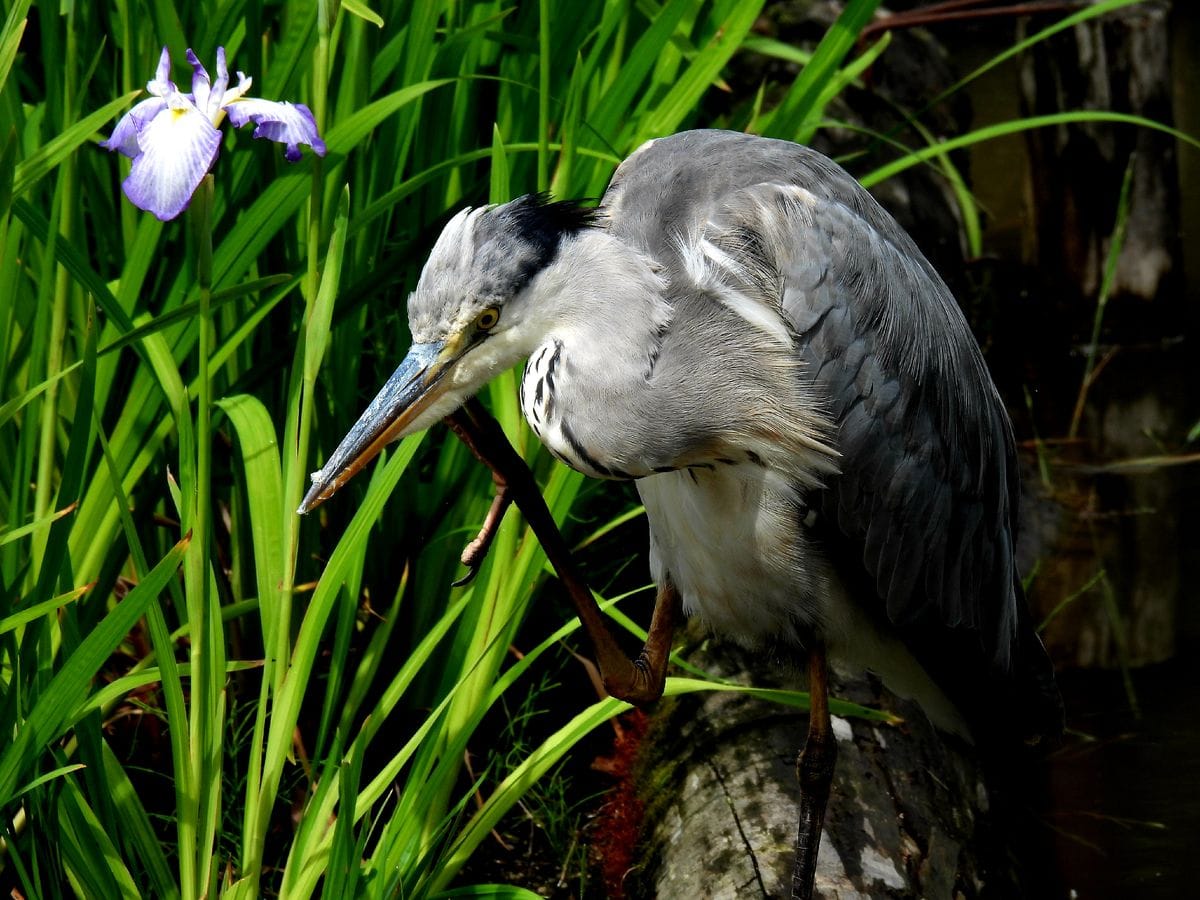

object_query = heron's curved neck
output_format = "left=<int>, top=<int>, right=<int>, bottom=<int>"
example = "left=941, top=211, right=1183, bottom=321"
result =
left=530, top=229, right=671, bottom=362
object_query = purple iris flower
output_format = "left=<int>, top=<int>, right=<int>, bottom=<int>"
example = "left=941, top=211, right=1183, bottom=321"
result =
left=102, top=46, right=327, bottom=221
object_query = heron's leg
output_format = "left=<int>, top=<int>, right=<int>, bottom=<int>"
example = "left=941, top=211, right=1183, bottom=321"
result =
left=445, top=398, right=675, bottom=706
left=791, top=641, right=836, bottom=900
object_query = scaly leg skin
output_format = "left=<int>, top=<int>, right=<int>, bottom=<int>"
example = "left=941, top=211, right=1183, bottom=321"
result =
left=444, top=398, right=677, bottom=705
left=791, top=641, right=837, bottom=900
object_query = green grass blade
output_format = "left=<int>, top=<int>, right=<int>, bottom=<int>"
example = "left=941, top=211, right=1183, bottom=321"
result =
left=923, top=0, right=1146, bottom=116
left=7, top=764, right=85, bottom=802
left=430, top=697, right=628, bottom=893
left=859, top=111, right=1200, bottom=187
left=0, top=584, right=88, bottom=633
left=588, top=0, right=696, bottom=143
left=637, top=0, right=764, bottom=142
left=0, top=0, right=32, bottom=96
left=0, top=503, right=79, bottom=548
left=101, top=742, right=180, bottom=900
left=663, top=676, right=897, bottom=722
left=342, top=0, right=385, bottom=29
left=217, top=394, right=285, bottom=644
left=433, top=888, right=546, bottom=899
left=57, top=774, right=142, bottom=900
left=762, top=0, right=881, bottom=141
left=253, top=436, right=422, bottom=869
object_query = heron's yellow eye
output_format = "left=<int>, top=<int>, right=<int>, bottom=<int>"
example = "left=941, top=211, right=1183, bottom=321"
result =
left=476, top=307, right=500, bottom=331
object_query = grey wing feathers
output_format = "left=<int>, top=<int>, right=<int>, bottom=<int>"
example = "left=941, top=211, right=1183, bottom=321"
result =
left=604, top=130, right=1021, bottom=668
left=785, top=185, right=1020, bottom=658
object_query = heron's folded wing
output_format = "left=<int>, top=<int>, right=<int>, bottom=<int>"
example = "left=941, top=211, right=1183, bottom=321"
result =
left=705, top=180, right=1021, bottom=668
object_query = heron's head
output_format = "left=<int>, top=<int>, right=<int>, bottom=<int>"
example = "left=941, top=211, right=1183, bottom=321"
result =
left=299, top=194, right=599, bottom=513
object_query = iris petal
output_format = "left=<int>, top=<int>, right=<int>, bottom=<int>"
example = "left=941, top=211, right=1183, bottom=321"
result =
left=147, top=46, right=176, bottom=97
left=224, top=98, right=326, bottom=161
left=100, top=96, right=168, bottom=157
left=209, top=47, right=230, bottom=118
left=121, top=99, right=222, bottom=220
left=224, top=70, right=253, bottom=105
left=186, top=49, right=213, bottom=119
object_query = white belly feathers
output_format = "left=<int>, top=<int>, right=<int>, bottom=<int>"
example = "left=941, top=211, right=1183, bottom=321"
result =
left=637, top=463, right=825, bottom=647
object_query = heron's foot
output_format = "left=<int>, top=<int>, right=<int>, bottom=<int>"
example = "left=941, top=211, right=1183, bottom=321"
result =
left=601, top=653, right=668, bottom=707
left=452, top=482, right=513, bottom=587
left=451, top=561, right=481, bottom=588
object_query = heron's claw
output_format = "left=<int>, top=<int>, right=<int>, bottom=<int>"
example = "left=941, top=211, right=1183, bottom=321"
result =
left=452, top=562, right=481, bottom=588
left=450, top=519, right=496, bottom=587
left=453, top=515, right=501, bottom=586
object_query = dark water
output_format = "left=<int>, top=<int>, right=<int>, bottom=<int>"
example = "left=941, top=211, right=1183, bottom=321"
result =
left=1038, top=655, right=1200, bottom=898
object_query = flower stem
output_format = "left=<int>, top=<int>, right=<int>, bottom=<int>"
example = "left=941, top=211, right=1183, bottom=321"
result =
left=183, top=173, right=223, bottom=898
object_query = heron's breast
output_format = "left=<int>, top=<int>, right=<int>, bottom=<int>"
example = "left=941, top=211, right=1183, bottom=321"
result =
left=636, top=465, right=825, bottom=646
left=520, top=340, right=641, bottom=480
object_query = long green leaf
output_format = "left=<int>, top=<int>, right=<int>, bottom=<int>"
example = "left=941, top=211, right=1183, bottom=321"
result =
left=0, top=0, right=33, bottom=97
left=638, top=0, right=764, bottom=142
left=431, top=697, right=627, bottom=893
left=101, top=743, right=179, bottom=900
left=859, top=111, right=1200, bottom=187
left=58, top=775, right=142, bottom=900
left=0, top=584, right=89, bottom=633
left=342, top=0, right=384, bottom=28
left=216, top=394, right=285, bottom=644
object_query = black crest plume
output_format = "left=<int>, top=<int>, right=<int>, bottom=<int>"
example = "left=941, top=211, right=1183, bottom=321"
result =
left=471, top=194, right=600, bottom=297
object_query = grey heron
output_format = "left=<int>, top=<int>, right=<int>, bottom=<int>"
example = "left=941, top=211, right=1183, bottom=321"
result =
left=299, top=129, right=1063, bottom=897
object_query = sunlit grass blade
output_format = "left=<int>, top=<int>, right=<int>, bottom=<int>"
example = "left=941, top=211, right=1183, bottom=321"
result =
left=637, top=0, right=764, bottom=143
left=0, top=583, right=89, bottom=633
left=663, top=676, right=899, bottom=723
left=217, top=394, right=285, bottom=644
left=433, top=887, right=546, bottom=899
left=8, top=764, right=85, bottom=802
left=860, top=111, right=1200, bottom=187
left=100, top=742, right=179, bottom=900
left=762, top=0, right=881, bottom=142
left=0, top=503, right=78, bottom=548
left=342, top=0, right=385, bottom=29
left=96, top=275, right=296, bottom=359
left=0, top=0, right=32, bottom=96
left=279, top=591, right=477, bottom=896
left=429, top=696, right=628, bottom=894
left=248, top=435, right=423, bottom=883
left=57, top=775, right=142, bottom=900
left=587, top=0, right=696, bottom=144
left=922, top=0, right=1147, bottom=116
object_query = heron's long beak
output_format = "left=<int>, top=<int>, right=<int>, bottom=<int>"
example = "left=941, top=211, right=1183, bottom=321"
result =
left=298, top=339, right=459, bottom=514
